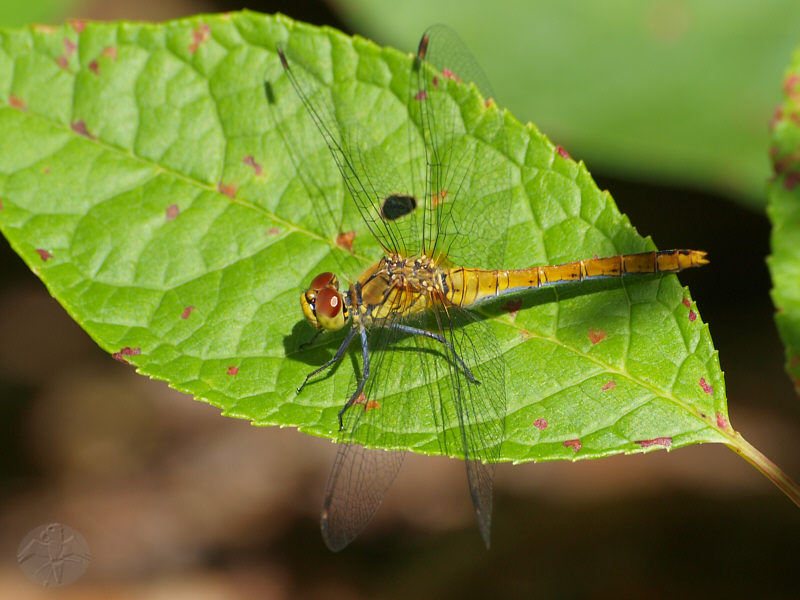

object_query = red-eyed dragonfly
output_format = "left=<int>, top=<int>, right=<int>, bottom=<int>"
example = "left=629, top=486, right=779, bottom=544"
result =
left=276, top=26, right=707, bottom=551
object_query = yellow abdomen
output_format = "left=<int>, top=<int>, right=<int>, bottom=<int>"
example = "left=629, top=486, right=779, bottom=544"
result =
left=443, top=250, right=708, bottom=307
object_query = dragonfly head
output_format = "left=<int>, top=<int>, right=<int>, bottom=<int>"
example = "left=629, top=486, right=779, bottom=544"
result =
left=300, top=272, right=349, bottom=331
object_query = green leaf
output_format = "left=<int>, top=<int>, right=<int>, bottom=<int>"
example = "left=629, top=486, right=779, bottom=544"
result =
left=336, top=0, right=800, bottom=207
left=769, top=46, right=800, bottom=393
left=0, top=12, right=728, bottom=463
left=0, top=0, right=80, bottom=28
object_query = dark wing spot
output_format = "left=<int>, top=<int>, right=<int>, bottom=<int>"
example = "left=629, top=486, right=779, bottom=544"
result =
left=263, top=80, right=276, bottom=104
left=380, top=194, right=417, bottom=221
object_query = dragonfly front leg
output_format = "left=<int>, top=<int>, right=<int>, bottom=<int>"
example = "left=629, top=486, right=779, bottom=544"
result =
left=338, top=327, right=371, bottom=430
left=297, top=326, right=357, bottom=394
left=388, top=323, right=480, bottom=385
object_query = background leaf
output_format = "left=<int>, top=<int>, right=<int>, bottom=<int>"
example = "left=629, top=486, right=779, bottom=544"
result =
left=0, top=0, right=81, bottom=28
left=0, top=12, right=727, bottom=463
left=337, top=0, right=800, bottom=208
left=768, top=47, right=800, bottom=392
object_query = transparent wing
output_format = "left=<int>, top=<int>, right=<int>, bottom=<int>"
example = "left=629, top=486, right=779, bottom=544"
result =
left=277, top=29, right=513, bottom=269
left=277, top=41, right=425, bottom=259
left=429, top=302, right=506, bottom=547
left=321, top=441, right=404, bottom=551
left=321, top=298, right=506, bottom=548
left=411, top=26, right=514, bottom=270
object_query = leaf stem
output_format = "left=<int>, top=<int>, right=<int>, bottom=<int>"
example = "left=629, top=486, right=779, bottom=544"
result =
left=726, top=431, right=800, bottom=508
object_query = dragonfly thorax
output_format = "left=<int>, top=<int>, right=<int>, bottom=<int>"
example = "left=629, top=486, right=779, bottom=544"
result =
left=300, top=272, right=351, bottom=331
left=353, top=254, right=446, bottom=324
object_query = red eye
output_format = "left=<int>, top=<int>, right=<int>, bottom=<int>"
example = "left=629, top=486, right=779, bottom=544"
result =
left=316, top=288, right=342, bottom=318
left=310, top=272, right=335, bottom=291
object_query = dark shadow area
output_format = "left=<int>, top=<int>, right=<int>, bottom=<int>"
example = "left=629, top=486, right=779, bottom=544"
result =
left=214, top=0, right=352, bottom=32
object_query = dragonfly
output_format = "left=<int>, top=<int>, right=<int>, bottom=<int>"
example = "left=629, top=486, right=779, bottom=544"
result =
left=276, top=26, right=708, bottom=551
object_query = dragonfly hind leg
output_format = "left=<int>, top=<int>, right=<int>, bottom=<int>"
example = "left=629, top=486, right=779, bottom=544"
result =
left=389, top=323, right=480, bottom=385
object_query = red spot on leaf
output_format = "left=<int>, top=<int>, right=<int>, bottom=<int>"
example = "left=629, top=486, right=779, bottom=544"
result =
left=588, top=328, right=606, bottom=345
left=266, top=227, right=280, bottom=236
left=785, top=172, right=800, bottom=190
left=63, top=38, right=77, bottom=56
left=636, top=436, right=672, bottom=449
left=414, top=89, right=427, bottom=101
left=0, top=198, right=3, bottom=210
left=556, top=145, right=572, bottom=160
left=165, top=204, right=180, bottom=221
left=601, top=380, right=616, bottom=392
left=181, top=305, right=195, bottom=319
left=9, top=94, right=26, bottom=110
left=112, top=346, right=141, bottom=363
left=69, top=19, right=86, bottom=33
left=432, top=188, right=448, bottom=207
left=102, top=46, right=117, bottom=60
left=89, top=59, right=99, bottom=75
left=682, top=297, right=691, bottom=308
left=784, top=74, right=800, bottom=101
left=520, top=329, right=531, bottom=340
left=432, top=75, right=439, bottom=88
left=71, top=120, right=94, bottom=139
left=716, top=412, right=730, bottom=430
left=533, top=418, right=548, bottom=430
left=36, top=248, right=52, bottom=261
left=502, top=298, right=523, bottom=318
left=43, top=166, right=51, bottom=174
left=688, top=309, right=697, bottom=322
left=336, top=231, right=355, bottom=252
left=484, top=97, right=495, bottom=107
left=56, top=55, right=69, bottom=70
left=563, top=439, right=582, bottom=453
left=189, top=23, right=211, bottom=53
left=243, top=155, right=263, bottom=176
left=353, top=392, right=380, bottom=412
left=699, top=377, right=713, bottom=395
left=442, top=68, right=461, bottom=82
left=218, top=182, right=237, bottom=198
left=227, top=366, right=239, bottom=375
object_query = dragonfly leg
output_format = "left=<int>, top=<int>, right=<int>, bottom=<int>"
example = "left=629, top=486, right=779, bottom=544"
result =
left=388, top=323, right=480, bottom=385
left=297, top=326, right=357, bottom=394
left=298, top=328, right=322, bottom=350
left=337, top=327, right=371, bottom=430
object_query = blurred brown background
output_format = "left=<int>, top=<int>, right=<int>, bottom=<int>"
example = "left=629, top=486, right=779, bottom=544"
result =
left=1, top=1, right=800, bottom=598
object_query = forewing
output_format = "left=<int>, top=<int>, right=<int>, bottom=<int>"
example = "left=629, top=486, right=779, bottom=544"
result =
left=320, top=320, right=432, bottom=550
left=277, top=41, right=425, bottom=258
left=323, top=301, right=506, bottom=548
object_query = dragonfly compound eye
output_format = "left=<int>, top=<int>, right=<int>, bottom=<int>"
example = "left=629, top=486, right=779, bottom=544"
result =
left=299, top=289, right=319, bottom=329
left=315, top=287, right=347, bottom=331
left=310, top=272, right=338, bottom=291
